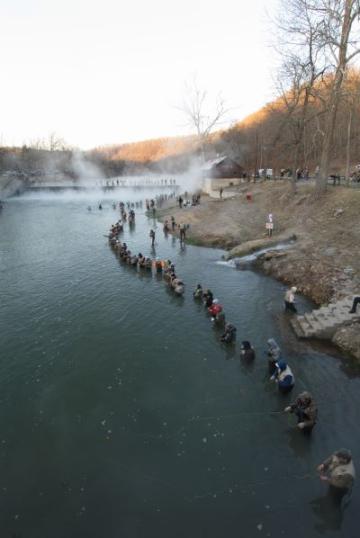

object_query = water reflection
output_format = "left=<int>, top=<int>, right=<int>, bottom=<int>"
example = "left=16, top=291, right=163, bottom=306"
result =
left=310, top=487, right=352, bottom=533
left=240, top=355, right=256, bottom=373
left=287, top=427, right=313, bottom=459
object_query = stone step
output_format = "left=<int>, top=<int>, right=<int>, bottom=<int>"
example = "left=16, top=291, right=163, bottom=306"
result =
left=290, top=318, right=305, bottom=338
left=304, top=312, right=316, bottom=325
left=298, top=318, right=316, bottom=337
left=291, top=296, right=358, bottom=340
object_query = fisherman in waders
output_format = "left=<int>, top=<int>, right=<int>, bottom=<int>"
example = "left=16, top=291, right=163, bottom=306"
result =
left=284, top=391, right=318, bottom=433
left=179, top=224, right=186, bottom=243
left=149, top=229, right=155, bottom=247
left=317, top=449, right=355, bottom=498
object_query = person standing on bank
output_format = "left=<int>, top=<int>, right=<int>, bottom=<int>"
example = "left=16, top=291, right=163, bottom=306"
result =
left=349, top=296, right=360, bottom=314
left=284, top=286, right=297, bottom=312
left=219, top=187, right=223, bottom=199
left=266, top=213, right=273, bottom=237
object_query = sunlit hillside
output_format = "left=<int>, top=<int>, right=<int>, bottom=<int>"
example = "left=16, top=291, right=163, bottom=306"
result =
left=2, top=70, right=360, bottom=179
left=95, top=136, right=200, bottom=163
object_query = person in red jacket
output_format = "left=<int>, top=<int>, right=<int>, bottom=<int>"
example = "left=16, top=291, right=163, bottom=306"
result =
left=208, top=299, right=223, bottom=321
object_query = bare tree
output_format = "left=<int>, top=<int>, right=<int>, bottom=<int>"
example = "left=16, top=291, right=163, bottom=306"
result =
left=273, top=0, right=327, bottom=190
left=315, top=0, right=360, bottom=192
left=341, top=70, right=360, bottom=181
left=180, top=77, right=228, bottom=163
left=274, top=0, right=360, bottom=193
left=29, top=132, right=68, bottom=152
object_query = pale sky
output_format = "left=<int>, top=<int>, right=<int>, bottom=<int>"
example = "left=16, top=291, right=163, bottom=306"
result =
left=0, top=0, right=279, bottom=149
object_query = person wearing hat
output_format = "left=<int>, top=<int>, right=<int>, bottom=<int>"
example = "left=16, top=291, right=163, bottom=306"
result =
left=240, top=341, right=255, bottom=361
left=284, top=391, right=318, bottom=433
left=208, top=299, right=223, bottom=321
left=203, top=289, right=214, bottom=308
left=284, top=286, right=297, bottom=312
left=149, top=229, right=155, bottom=247
left=271, top=360, right=295, bottom=393
left=221, top=323, right=237, bottom=344
left=209, top=299, right=225, bottom=324
left=317, top=449, right=355, bottom=491
left=267, top=338, right=281, bottom=375
left=193, top=284, right=203, bottom=299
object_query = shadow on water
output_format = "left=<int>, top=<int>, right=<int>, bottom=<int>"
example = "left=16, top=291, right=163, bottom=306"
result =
left=310, top=488, right=352, bottom=533
left=286, top=426, right=313, bottom=459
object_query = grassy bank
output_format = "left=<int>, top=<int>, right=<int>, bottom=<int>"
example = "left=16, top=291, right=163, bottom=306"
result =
left=157, top=182, right=360, bottom=359
left=158, top=182, right=360, bottom=300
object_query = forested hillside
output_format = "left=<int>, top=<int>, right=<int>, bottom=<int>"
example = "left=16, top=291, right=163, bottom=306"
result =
left=2, top=69, right=360, bottom=180
left=90, top=68, right=360, bottom=176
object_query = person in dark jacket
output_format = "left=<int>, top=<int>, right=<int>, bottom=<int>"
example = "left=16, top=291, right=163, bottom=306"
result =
left=349, top=296, right=360, bottom=314
left=284, top=391, right=317, bottom=433
left=149, top=229, right=155, bottom=246
left=221, top=323, right=236, bottom=344
left=203, top=289, right=214, bottom=308
left=240, top=341, right=255, bottom=361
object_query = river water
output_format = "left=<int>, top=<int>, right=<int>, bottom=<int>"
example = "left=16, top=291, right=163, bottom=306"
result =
left=0, top=188, right=359, bottom=538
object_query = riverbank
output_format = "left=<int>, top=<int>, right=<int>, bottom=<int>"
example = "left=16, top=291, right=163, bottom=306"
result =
left=157, top=182, right=360, bottom=359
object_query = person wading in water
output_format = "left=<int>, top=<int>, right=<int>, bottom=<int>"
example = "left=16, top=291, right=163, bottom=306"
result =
left=149, top=229, right=155, bottom=247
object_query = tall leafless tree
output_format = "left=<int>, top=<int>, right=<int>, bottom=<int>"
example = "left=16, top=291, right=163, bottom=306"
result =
left=274, top=0, right=360, bottom=193
left=274, top=0, right=327, bottom=190
left=316, top=0, right=360, bottom=192
left=180, top=77, right=228, bottom=163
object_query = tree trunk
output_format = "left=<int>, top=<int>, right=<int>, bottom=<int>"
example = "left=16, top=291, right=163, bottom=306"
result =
left=345, top=107, right=353, bottom=184
left=291, top=143, right=299, bottom=193
left=316, top=0, right=354, bottom=194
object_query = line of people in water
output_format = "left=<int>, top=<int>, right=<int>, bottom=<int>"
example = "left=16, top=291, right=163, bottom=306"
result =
left=88, top=199, right=143, bottom=214
left=107, top=219, right=185, bottom=296
left=192, top=283, right=355, bottom=497
left=106, top=203, right=355, bottom=500
left=193, top=284, right=237, bottom=344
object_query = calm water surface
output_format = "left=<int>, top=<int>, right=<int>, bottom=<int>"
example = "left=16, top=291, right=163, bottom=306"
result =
left=0, top=188, right=359, bottom=538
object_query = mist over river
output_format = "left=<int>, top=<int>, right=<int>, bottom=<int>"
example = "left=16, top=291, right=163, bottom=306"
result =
left=0, top=188, right=359, bottom=538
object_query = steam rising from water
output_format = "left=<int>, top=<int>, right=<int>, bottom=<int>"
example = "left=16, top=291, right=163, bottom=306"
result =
left=71, top=151, right=103, bottom=183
